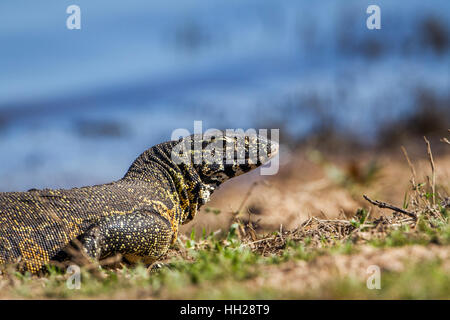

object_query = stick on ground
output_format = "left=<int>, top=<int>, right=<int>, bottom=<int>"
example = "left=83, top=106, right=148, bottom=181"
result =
left=363, top=195, right=417, bottom=220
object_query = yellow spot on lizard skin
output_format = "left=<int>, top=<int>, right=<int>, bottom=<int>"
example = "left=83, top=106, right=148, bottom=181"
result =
left=18, top=239, right=49, bottom=274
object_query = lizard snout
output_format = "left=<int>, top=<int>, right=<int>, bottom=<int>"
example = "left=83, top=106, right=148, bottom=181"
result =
left=267, top=140, right=279, bottom=159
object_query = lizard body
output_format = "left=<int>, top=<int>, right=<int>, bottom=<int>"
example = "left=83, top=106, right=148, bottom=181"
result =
left=0, top=133, right=278, bottom=273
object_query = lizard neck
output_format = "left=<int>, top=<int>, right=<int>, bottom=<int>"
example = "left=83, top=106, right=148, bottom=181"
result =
left=123, top=142, right=213, bottom=225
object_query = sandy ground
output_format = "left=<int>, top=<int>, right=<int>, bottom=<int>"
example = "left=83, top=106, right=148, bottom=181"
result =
left=253, top=244, right=450, bottom=295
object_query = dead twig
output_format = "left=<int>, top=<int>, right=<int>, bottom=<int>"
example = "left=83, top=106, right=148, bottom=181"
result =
left=363, top=195, right=417, bottom=220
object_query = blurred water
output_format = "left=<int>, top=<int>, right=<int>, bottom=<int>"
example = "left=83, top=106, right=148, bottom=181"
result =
left=0, top=0, right=448, bottom=190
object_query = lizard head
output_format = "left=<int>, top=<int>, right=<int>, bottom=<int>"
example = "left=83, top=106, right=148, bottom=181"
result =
left=172, top=131, right=279, bottom=190
left=196, top=132, right=278, bottom=187
left=170, top=131, right=278, bottom=220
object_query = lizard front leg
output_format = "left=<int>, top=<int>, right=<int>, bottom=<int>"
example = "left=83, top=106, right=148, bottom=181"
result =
left=79, top=209, right=174, bottom=265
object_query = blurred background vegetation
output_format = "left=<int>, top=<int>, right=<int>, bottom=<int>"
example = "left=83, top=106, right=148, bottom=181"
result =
left=0, top=0, right=448, bottom=192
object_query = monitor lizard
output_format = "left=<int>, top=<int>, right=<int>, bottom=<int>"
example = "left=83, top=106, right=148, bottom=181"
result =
left=0, top=132, right=278, bottom=273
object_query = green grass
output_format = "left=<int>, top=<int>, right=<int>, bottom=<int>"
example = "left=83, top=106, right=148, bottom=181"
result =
left=1, top=211, right=448, bottom=299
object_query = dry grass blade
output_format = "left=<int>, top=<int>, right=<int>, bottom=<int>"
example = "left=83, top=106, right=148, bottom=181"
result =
left=401, top=146, right=417, bottom=185
left=230, top=181, right=260, bottom=239
left=423, top=136, right=436, bottom=205
left=235, top=181, right=258, bottom=215
left=363, top=195, right=417, bottom=220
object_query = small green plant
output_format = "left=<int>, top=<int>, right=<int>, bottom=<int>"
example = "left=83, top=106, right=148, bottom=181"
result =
left=350, top=208, right=368, bottom=228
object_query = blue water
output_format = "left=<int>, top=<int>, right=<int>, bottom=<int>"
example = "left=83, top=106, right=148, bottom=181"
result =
left=0, top=0, right=449, bottom=191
